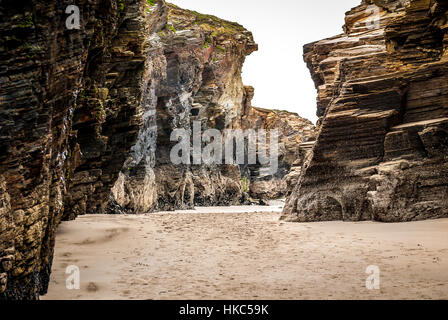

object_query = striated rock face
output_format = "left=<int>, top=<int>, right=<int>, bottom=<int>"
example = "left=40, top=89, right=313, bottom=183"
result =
left=282, top=0, right=448, bottom=222
left=111, top=4, right=316, bottom=212
left=0, top=0, right=315, bottom=299
left=112, top=3, right=259, bottom=213
left=62, top=1, right=167, bottom=220
left=0, top=0, right=161, bottom=299
left=241, top=86, right=316, bottom=200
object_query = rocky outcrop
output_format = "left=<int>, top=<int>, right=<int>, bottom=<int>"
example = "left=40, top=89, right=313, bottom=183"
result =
left=111, top=4, right=316, bottom=213
left=112, top=3, right=258, bottom=213
left=241, top=86, right=316, bottom=200
left=62, top=1, right=167, bottom=220
left=0, top=0, right=162, bottom=299
left=0, top=0, right=315, bottom=299
left=282, top=0, right=448, bottom=222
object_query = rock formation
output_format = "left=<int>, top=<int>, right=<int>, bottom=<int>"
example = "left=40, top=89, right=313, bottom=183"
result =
left=241, top=86, right=316, bottom=200
left=0, top=0, right=315, bottom=299
left=111, top=4, right=315, bottom=212
left=111, top=3, right=257, bottom=213
left=0, top=0, right=163, bottom=299
left=282, top=0, right=448, bottom=222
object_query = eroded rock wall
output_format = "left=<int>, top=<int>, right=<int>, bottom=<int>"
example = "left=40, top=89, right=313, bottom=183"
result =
left=111, top=4, right=316, bottom=213
left=112, top=3, right=259, bottom=212
left=0, top=0, right=317, bottom=299
left=241, top=86, right=316, bottom=200
left=0, top=0, right=160, bottom=299
left=282, top=0, right=448, bottom=222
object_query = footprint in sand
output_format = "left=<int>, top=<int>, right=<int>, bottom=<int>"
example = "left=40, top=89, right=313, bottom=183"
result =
left=87, top=282, right=99, bottom=292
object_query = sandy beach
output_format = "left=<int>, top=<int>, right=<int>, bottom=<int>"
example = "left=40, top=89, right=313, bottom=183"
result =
left=43, top=206, right=448, bottom=300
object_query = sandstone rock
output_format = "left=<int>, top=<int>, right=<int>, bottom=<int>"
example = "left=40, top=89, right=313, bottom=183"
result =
left=241, top=88, right=317, bottom=200
left=112, top=3, right=258, bottom=213
left=0, top=0, right=317, bottom=300
left=0, top=0, right=159, bottom=299
left=283, top=141, right=316, bottom=197
left=110, top=4, right=316, bottom=213
left=0, top=273, right=7, bottom=294
left=282, top=0, right=448, bottom=222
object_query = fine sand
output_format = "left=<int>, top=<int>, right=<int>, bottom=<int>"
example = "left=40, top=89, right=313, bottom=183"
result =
left=43, top=206, right=448, bottom=300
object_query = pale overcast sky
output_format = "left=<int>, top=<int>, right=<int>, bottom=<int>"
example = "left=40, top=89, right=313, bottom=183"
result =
left=169, top=0, right=361, bottom=123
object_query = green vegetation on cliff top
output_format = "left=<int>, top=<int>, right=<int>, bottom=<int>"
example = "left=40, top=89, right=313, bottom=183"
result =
left=167, top=2, right=247, bottom=35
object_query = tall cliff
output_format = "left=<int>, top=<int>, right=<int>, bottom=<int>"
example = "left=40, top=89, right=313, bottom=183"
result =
left=0, top=0, right=315, bottom=299
left=241, top=86, right=316, bottom=200
left=282, top=0, right=448, bottom=222
left=111, top=3, right=258, bottom=213
left=0, top=0, right=164, bottom=299
left=111, top=4, right=315, bottom=213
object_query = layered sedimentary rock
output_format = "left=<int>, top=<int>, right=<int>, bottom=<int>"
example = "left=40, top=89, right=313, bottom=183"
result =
left=282, top=0, right=448, bottom=222
left=0, top=0, right=160, bottom=299
left=112, top=3, right=258, bottom=213
left=0, top=0, right=315, bottom=299
left=111, top=4, right=316, bottom=213
left=241, top=86, right=316, bottom=200
left=62, top=1, right=167, bottom=220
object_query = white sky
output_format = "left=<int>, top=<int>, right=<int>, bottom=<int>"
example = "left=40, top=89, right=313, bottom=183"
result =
left=169, top=0, right=361, bottom=123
